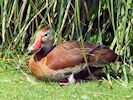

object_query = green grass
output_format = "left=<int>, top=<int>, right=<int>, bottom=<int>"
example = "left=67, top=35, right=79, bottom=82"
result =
left=0, top=60, right=133, bottom=100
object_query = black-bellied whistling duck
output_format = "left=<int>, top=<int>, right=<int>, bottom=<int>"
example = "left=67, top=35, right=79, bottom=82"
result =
left=28, top=27, right=120, bottom=85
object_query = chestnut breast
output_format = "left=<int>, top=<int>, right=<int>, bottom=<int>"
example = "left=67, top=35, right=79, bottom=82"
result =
left=28, top=54, right=47, bottom=80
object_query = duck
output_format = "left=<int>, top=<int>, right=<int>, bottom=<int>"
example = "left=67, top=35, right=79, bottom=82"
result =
left=28, top=27, right=120, bottom=85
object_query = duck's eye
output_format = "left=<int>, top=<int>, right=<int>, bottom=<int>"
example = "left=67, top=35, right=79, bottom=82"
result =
left=44, top=33, right=48, bottom=37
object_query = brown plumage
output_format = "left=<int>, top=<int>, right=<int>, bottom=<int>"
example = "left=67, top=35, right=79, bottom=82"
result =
left=28, top=27, right=119, bottom=83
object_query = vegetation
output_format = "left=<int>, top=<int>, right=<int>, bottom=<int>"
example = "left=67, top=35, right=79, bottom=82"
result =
left=0, top=0, right=133, bottom=99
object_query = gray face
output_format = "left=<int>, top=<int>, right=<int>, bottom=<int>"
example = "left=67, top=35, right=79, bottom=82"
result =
left=41, top=30, right=53, bottom=43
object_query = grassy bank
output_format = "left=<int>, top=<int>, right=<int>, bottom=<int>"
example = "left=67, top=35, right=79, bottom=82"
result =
left=0, top=60, right=133, bottom=100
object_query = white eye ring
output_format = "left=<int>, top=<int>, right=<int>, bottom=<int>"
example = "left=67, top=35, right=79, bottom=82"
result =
left=42, top=36, right=47, bottom=42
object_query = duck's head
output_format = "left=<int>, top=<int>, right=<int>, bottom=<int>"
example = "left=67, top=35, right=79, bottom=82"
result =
left=28, top=27, right=54, bottom=51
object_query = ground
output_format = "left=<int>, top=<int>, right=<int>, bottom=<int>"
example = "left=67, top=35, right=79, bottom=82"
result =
left=0, top=60, right=133, bottom=100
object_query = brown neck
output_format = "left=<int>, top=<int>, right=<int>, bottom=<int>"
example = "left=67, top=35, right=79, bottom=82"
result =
left=34, top=44, right=55, bottom=62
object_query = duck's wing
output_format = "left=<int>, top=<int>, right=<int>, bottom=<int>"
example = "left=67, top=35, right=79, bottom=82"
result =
left=88, top=45, right=118, bottom=66
left=46, top=41, right=88, bottom=71
left=47, top=41, right=118, bottom=69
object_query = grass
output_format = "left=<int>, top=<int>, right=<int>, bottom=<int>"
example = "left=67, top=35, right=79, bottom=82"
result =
left=0, top=60, right=133, bottom=100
